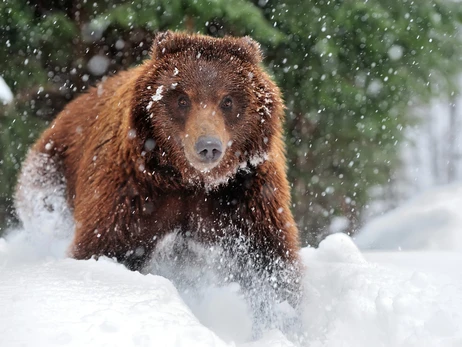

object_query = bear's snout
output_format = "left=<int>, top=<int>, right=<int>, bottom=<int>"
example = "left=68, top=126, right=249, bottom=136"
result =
left=183, top=107, right=229, bottom=172
left=195, top=136, right=223, bottom=163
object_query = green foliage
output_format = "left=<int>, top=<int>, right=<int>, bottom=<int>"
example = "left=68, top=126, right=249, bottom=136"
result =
left=184, top=0, right=283, bottom=42
left=0, top=105, right=47, bottom=230
left=0, top=2, right=44, bottom=92
left=0, top=0, right=460, bottom=242
left=259, top=0, right=462, bottom=244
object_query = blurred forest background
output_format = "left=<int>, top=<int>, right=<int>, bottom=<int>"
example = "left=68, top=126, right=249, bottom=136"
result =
left=1, top=0, right=461, bottom=246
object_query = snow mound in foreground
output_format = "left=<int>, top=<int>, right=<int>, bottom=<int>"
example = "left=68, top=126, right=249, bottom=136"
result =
left=301, top=234, right=462, bottom=346
left=2, top=228, right=462, bottom=346
left=355, top=184, right=462, bottom=251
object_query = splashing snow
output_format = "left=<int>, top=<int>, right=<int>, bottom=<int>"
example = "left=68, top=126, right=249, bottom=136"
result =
left=13, top=151, right=74, bottom=260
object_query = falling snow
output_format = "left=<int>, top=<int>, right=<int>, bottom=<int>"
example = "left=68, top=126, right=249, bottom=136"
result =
left=87, top=55, right=110, bottom=76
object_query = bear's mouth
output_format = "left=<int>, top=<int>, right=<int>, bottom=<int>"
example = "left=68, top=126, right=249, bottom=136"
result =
left=184, top=151, right=224, bottom=173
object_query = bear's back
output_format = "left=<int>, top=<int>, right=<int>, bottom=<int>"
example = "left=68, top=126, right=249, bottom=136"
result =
left=32, top=67, right=144, bottom=203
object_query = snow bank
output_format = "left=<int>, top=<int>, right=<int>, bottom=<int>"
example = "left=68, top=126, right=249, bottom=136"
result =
left=0, top=257, right=229, bottom=347
left=2, top=223, right=462, bottom=346
left=0, top=226, right=296, bottom=347
left=355, top=184, right=462, bottom=251
left=301, top=234, right=462, bottom=346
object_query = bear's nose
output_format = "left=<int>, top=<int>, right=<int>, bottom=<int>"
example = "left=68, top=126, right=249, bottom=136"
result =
left=195, top=136, right=223, bottom=163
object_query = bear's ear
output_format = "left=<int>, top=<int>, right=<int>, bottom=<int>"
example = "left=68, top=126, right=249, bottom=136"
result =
left=150, top=31, right=177, bottom=59
left=238, top=36, right=263, bottom=64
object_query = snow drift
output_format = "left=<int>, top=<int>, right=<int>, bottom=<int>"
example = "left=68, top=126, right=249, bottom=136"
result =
left=2, top=184, right=462, bottom=346
left=2, top=227, right=462, bottom=346
left=355, top=183, right=462, bottom=251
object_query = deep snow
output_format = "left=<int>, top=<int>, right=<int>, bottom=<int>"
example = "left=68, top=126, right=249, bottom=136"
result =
left=2, top=185, right=462, bottom=346
left=355, top=183, right=462, bottom=251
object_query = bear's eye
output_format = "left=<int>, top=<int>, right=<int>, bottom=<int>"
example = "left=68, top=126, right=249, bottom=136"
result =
left=220, top=96, right=233, bottom=110
left=177, top=95, right=190, bottom=108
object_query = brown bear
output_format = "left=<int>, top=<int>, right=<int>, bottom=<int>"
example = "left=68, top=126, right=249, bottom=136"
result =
left=15, top=31, right=300, bottom=302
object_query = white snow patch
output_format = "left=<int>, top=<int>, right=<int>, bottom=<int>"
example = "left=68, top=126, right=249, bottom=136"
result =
left=152, top=85, right=164, bottom=102
left=249, top=153, right=269, bottom=167
left=355, top=184, right=462, bottom=251
left=0, top=252, right=228, bottom=347
left=0, top=76, right=13, bottom=104
left=238, top=153, right=269, bottom=173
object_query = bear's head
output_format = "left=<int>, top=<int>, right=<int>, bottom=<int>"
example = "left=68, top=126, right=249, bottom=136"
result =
left=132, top=31, right=285, bottom=188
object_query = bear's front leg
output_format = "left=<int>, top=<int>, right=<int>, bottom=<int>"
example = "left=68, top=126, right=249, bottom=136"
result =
left=226, top=165, right=302, bottom=308
left=69, top=177, right=158, bottom=271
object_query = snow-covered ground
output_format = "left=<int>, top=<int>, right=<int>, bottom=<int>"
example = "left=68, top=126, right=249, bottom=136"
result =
left=356, top=183, right=462, bottom=251
left=2, top=185, right=462, bottom=347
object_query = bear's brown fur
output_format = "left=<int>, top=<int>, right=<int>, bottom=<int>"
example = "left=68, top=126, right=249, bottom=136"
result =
left=15, top=31, right=300, bottom=299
